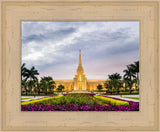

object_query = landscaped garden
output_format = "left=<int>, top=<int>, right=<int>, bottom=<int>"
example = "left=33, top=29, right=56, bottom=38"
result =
left=21, top=93, right=139, bottom=111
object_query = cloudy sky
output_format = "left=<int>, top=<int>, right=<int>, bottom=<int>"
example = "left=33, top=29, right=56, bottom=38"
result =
left=21, top=21, right=139, bottom=80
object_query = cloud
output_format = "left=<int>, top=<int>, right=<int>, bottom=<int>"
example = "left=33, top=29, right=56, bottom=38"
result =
left=22, top=27, right=76, bottom=44
left=21, top=21, right=139, bottom=79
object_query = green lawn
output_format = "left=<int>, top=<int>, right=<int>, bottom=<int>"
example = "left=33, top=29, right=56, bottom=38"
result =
left=122, top=97, right=139, bottom=100
left=21, top=98, right=32, bottom=100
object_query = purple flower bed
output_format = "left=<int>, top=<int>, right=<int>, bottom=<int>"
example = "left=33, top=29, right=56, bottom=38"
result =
left=100, top=95, right=139, bottom=110
left=21, top=94, right=139, bottom=111
left=21, top=103, right=139, bottom=111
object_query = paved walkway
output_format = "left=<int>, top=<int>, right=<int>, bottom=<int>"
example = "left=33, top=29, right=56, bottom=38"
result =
left=21, top=96, right=49, bottom=102
left=97, top=94, right=139, bottom=102
left=21, top=94, right=139, bottom=103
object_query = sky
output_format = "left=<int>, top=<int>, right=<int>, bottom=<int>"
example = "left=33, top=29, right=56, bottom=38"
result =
left=21, top=21, right=139, bottom=80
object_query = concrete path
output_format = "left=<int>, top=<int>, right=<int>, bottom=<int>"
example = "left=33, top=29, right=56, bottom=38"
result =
left=21, top=96, right=49, bottom=102
left=106, top=95, right=139, bottom=102
left=97, top=94, right=139, bottom=102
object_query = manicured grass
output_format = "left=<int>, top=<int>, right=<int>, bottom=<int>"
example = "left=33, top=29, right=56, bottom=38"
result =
left=21, top=94, right=129, bottom=106
left=122, top=97, right=139, bottom=100
left=27, top=93, right=104, bottom=106
left=21, top=98, right=33, bottom=100
left=94, top=95, right=129, bottom=106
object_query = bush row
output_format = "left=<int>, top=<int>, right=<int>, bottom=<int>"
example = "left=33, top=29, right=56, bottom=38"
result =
left=94, top=95, right=129, bottom=106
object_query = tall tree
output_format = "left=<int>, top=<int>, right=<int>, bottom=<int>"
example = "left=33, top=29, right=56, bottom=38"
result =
left=48, top=80, right=56, bottom=94
left=21, top=63, right=28, bottom=95
left=57, top=84, right=65, bottom=94
left=116, top=80, right=123, bottom=94
left=108, top=73, right=121, bottom=80
left=21, top=64, right=39, bottom=95
left=27, top=80, right=36, bottom=94
left=21, top=80, right=28, bottom=95
left=34, top=79, right=41, bottom=95
left=123, top=65, right=136, bottom=94
left=123, top=77, right=128, bottom=91
left=21, top=63, right=28, bottom=80
left=130, top=61, right=139, bottom=90
left=40, top=76, right=55, bottom=95
left=108, top=73, right=122, bottom=94
left=104, top=80, right=112, bottom=93
left=26, top=66, right=39, bottom=81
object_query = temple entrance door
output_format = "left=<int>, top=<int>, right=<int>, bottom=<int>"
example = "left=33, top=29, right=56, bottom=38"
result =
left=79, top=84, right=82, bottom=90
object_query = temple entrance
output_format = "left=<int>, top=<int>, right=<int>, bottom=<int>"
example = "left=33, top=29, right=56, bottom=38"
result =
left=79, top=84, right=82, bottom=90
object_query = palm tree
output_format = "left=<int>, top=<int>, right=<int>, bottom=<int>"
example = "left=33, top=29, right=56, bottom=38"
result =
left=104, top=80, right=112, bottom=93
left=21, top=80, right=28, bottom=95
left=34, top=79, right=41, bottom=95
left=40, top=79, right=47, bottom=95
left=21, top=63, right=29, bottom=95
left=21, top=63, right=28, bottom=80
left=130, top=61, right=139, bottom=90
left=26, top=66, right=39, bottom=81
left=123, top=65, right=136, bottom=94
left=116, top=80, right=123, bottom=94
left=123, top=65, right=136, bottom=80
left=21, top=64, right=40, bottom=95
left=40, top=76, right=55, bottom=95
left=123, top=77, right=128, bottom=91
left=48, top=80, right=56, bottom=94
left=108, top=73, right=121, bottom=80
left=108, top=73, right=122, bottom=94
left=27, top=80, right=35, bottom=94
left=25, top=66, right=39, bottom=94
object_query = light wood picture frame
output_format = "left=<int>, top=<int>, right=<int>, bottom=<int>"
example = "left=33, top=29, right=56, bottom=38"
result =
left=0, top=0, right=160, bottom=131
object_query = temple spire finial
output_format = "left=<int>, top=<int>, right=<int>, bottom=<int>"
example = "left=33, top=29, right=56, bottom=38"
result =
left=79, top=49, right=81, bottom=65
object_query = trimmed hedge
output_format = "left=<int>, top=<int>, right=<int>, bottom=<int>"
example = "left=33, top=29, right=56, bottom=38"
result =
left=94, top=95, right=129, bottom=106
left=21, top=95, right=64, bottom=105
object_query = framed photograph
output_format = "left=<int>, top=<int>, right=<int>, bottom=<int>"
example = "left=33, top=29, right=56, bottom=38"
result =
left=0, top=0, right=160, bottom=131
left=21, top=21, right=139, bottom=112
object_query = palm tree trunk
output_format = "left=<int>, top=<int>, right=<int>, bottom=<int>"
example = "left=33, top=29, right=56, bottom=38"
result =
left=137, top=73, right=139, bottom=90
left=129, top=85, right=132, bottom=94
left=45, top=88, right=47, bottom=95
left=38, top=89, right=40, bottom=95
left=25, top=88, right=27, bottom=95
left=111, top=87, right=113, bottom=94
left=117, top=88, right=120, bottom=94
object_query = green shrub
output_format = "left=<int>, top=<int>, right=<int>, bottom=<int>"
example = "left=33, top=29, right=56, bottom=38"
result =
left=94, top=95, right=129, bottom=106
left=21, top=95, right=64, bottom=105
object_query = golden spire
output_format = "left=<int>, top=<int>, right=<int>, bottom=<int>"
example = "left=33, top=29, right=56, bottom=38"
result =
left=77, top=49, right=84, bottom=74
left=79, top=49, right=82, bottom=65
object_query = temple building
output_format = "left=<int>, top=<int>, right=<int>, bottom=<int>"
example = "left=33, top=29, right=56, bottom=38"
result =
left=54, top=50, right=106, bottom=92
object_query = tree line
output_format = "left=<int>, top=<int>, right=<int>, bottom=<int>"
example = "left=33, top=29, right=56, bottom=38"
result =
left=96, top=61, right=139, bottom=94
left=22, top=60, right=139, bottom=95
left=21, top=63, right=64, bottom=95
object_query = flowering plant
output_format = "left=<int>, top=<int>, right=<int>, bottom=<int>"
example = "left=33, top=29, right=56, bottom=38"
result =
left=21, top=93, right=139, bottom=111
